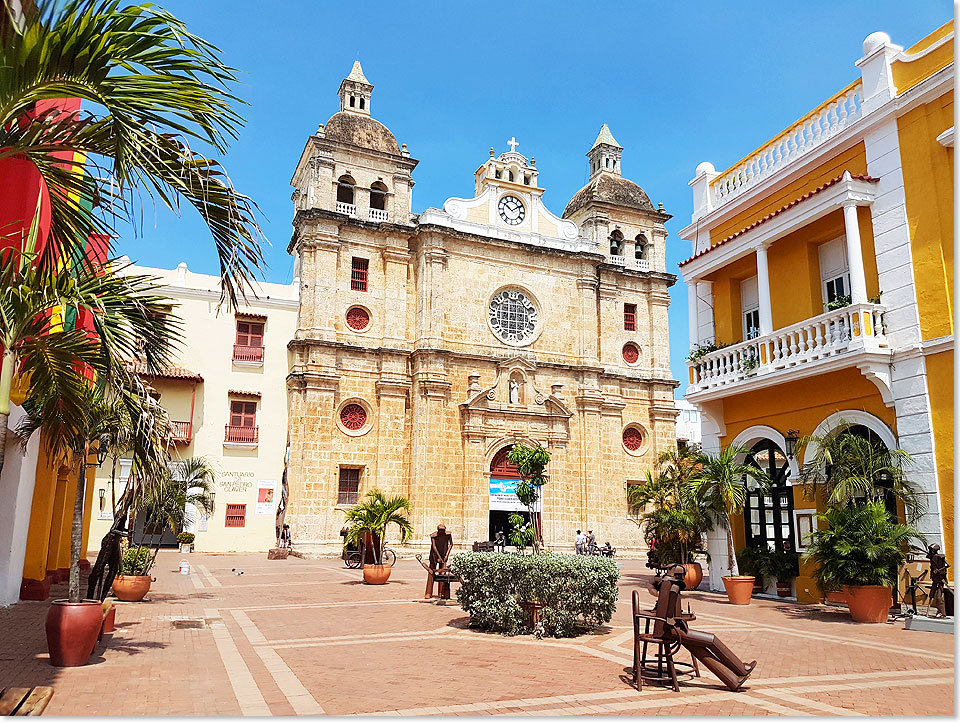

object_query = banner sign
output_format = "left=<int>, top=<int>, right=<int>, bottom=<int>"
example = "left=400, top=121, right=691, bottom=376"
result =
left=489, top=477, right=541, bottom=512
left=256, top=480, right=277, bottom=514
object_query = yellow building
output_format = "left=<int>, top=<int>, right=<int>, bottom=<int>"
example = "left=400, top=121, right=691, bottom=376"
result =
left=85, top=261, right=299, bottom=556
left=678, top=23, right=954, bottom=601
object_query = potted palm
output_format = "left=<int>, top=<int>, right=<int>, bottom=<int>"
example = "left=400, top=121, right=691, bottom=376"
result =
left=769, top=549, right=799, bottom=597
left=804, top=502, right=922, bottom=622
left=177, top=532, right=195, bottom=553
left=736, top=546, right=768, bottom=594
left=344, top=489, right=413, bottom=585
left=113, top=545, right=155, bottom=602
left=696, top=445, right=769, bottom=604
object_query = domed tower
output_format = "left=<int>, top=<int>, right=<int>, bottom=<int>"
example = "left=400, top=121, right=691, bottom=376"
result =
left=289, top=61, right=418, bottom=224
left=563, top=124, right=669, bottom=272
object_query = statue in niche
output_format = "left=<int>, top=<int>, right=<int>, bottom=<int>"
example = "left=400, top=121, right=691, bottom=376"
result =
left=509, top=378, right=521, bottom=404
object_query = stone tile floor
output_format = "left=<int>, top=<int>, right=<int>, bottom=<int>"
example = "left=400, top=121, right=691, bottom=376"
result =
left=0, top=551, right=953, bottom=716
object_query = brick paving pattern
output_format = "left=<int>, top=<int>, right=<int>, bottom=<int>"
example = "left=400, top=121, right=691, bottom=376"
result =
left=0, top=552, right=953, bottom=716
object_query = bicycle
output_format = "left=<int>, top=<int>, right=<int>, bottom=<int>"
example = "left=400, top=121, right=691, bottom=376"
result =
left=343, top=545, right=397, bottom=569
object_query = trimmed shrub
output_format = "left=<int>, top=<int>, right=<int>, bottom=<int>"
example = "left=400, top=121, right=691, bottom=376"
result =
left=450, top=552, right=619, bottom=637
left=177, top=532, right=195, bottom=545
left=121, top=545, right=155, bottom=576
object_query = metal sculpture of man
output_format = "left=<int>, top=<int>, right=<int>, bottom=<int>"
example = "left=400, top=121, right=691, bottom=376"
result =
left=420, top=524, right=454, bottom=600
left=926, top=543, right=951, bottom=617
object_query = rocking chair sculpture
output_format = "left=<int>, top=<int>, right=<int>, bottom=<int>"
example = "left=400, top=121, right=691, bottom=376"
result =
left=631, top=565, right=756, bottom=692
left=416, top=524, right=456, bottom=601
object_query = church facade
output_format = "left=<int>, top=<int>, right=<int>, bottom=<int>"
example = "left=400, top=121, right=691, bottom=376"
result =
left=283, top=63, right=678, bottom=553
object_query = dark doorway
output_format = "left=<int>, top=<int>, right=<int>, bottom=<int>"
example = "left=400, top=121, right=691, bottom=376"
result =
left=744, top=438, right=794, bottom=552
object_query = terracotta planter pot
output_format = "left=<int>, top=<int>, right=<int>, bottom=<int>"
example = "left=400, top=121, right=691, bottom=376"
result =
left=102, top=606, right=116, bottom=633
left=362, top=564, right=392, bottom=585
left=519, top=600, right=544, bottom=628
left=722, top=576, right=755, bottom=605
left=112, top=575, right=152, bottom=602
left=753, top=577, right=765, bottom=594
left=844, top=585, right=892, bottom=623
left=45, top=600, right=103, bottom=667
left=681, top=562, right=704, bottom=591
left=776, top=581, right=792, bottom=598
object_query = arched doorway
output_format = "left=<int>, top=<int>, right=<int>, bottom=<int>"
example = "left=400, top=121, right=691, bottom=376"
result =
left=744, top=439, right=794, bottom=552
left=488, top=446, right=537, bottom=542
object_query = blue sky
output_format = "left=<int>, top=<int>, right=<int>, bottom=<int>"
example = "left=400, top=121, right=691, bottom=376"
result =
left=116, top=1, right=951, bottom=395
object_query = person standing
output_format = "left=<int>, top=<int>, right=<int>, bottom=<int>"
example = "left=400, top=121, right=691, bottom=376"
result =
left=575, top=529, right=585, bottom=555
left=586, top=529, right=597, bottom=555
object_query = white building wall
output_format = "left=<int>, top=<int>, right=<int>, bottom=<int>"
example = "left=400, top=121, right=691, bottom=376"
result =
left=0, top=404, right=40, bottom=605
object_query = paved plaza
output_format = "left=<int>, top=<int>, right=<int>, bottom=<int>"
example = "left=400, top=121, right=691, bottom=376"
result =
left=0, top=552, right=953, bottom=716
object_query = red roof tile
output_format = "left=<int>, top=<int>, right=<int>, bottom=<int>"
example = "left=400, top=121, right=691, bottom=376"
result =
left=125, top=361, right=203, bottom=383
left=679, top=173, right=880, bottom=267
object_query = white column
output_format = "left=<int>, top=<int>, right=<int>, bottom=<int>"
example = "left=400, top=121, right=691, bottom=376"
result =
left=755, top=244, right=773, bottom=335
left=843, top=201, right=869, bottom=304
left=688, top=282, right=699, bottom=348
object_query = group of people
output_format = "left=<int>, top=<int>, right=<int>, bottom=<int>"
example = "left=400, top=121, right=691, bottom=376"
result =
left=575, top=529, right=615, bottom=556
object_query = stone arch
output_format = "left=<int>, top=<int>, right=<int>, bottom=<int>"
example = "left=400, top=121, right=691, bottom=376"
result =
left=635, top=233, right=648, bottom=260
left=609, top=229, right=624, bottom=256
left=730, top=425, right=799, bottom=481
left=802, top=410, right=897, bottom=467
left=336, top=174, right=356, bottom=204
left=369, top=180, right=388, bottom=211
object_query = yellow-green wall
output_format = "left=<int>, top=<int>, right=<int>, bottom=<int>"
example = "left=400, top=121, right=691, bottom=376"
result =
left=925, top=349, right=954, bottom=575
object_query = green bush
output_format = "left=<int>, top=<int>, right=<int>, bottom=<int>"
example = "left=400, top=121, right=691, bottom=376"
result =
left=449, top=552, right=619, bottom=637
left=121, top=545, right=155, bottom=576
left=177, top=532, right=195, bottom=545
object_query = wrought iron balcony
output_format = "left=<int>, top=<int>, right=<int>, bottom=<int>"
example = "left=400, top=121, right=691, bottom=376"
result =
left=687, top=302, right=889, bottom=400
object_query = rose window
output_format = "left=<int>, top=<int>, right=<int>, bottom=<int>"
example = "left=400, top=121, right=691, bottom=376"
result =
left=488, top=289, right=539, bottom=345
left=622, top=343, right=640, bottom=364
left=340, top=404, right=367, bottom=431
left=346, top=306, right=370, bottom=331
left=623, top=427, right=643, bottom=451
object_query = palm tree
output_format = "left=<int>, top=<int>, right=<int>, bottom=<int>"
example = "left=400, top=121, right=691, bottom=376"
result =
left=344, top=489, right=414, bottom=566
left=695, top=445, right=769, bottom=577
left=0, top=0, right=265, bottom=308
left=0, top=252, right=181, bottom=476
left=796, top=421, right=923, bottom=523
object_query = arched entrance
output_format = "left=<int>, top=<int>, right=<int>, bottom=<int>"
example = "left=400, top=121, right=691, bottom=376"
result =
left=488, top=446, right=538, bottom=542
left=744, top=439, right=794, bottom=552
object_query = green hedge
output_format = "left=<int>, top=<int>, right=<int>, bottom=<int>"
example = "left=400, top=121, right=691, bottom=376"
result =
left=449, top=552, right=619, bottom=637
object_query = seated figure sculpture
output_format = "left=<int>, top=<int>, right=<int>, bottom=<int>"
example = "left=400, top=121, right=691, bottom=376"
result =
left=420, top=524, right=454, bottom=600
left=654, top=566, right=757, bottom=692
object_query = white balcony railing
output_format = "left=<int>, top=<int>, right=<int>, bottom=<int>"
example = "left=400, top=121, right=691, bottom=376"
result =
left=608, top=255, right=625, bottom=267
left=368, top=208, right=389, bottom=222
left=336, top=202, right=357, bottom=217
left=711, top=82, right=863, bottom=209
left=687, top=303, right=886, bottom=395
left=631, top=258, right=650, bottom=272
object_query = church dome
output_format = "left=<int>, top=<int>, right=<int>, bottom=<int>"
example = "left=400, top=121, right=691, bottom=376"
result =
left=562, top=172, right=655, bottom=218
left=323, top=111, right=400, bottom=154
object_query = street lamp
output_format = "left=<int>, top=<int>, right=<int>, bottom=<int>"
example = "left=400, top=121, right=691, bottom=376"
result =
left=95, top=435, right=110, bottom=467
left=784, top=430, right=800, bottom=459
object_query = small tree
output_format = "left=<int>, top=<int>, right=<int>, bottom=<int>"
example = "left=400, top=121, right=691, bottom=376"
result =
left=344, top=489, right=413, bottom=566
left=695, top=445, right=769, bottom=577
left=507, top=443, right=550, bottom=555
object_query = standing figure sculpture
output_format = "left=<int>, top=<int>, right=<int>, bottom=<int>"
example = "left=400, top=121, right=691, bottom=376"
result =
left=421, top=524, right=454, bottom=600
left=926, top=543, right=952, bottom=618
left=494, top=529, right=506, bottom=554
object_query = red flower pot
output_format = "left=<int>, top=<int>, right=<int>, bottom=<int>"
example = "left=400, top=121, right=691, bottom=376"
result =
left=112, top=575, right=151, bottom=601
left=844, top=585, right=893, bottom=623
left=102, top=605, right=116, bottom=633
left=362, top=564, right=392, bottom=585
left=681, top=562, right=704, bottom=591
left=45, top=600, right=103, bottom=667
left=722, top=576, right=755, bottom=605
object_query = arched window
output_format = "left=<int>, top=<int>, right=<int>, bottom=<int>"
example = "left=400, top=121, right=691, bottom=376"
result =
left=610, top=230, right=624, bottom=256
left=635, top=233, right=647, bottom=260
left=349, top=95, right=355, bottom=108
left=744, top=439, right=793, bottom=552
left=359, top=97, right=365, bottom=110
left=508, top=169, right=515, bottom=182
left=369, top=181, right=388, bottom=211
left=336, top=175, right=355, bottom=205
left=490, top=446, right=520, bottom=478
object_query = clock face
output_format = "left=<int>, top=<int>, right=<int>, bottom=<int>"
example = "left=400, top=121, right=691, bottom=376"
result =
left=498, top=195, right=525, bottom=225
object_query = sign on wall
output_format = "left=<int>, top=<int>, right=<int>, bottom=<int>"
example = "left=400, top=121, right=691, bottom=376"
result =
left=256, top=480, right=277, bottom=515
left=489, top=477, right=541, bottom=512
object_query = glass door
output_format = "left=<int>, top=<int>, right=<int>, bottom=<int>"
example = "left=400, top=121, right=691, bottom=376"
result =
left=744, top=439, right=794, bottom=552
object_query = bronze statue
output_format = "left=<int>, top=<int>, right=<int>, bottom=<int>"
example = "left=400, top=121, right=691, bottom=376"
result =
left=494, top=529, right=506, bottom=553
left=418, top=524, right=454, bottom=600
left=660, top=566, right=756, bottom=692
left=926, top=544, right=951, bottom=618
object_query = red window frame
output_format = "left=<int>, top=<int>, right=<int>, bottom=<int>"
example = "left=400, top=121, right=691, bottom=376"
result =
left=225, top=504, right=246, bottom=528
left=338, top=468, right=360, bottom=506
left=351, top=257, right=369, bottom=292
left=230, top=400, right=257, bottom=428
left=624, top=303, right=637, bottom=331
left=236, top=320, right=264, bottom=347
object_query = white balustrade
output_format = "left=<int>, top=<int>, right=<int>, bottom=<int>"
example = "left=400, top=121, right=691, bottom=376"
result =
left=336, top=202, right=357, bottom=217
left=632, top=258, right=651, bottom=272
left=687, top=303, right=886, bottom=394
left=608, top=255, right=626, bottom=267
left=368, top=208, right=389, bottom=222
left=710, top=83, right=863, bottom=209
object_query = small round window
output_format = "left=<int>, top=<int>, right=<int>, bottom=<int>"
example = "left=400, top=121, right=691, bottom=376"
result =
left=622, top=343, right=640, bottom=365
left=346, top=306, right=370, bottom=331
left=488, top=288, right=539, bottom=346
left=622, top=425, right=647, bottom=456
left=340, top=404, right=367, bottom=431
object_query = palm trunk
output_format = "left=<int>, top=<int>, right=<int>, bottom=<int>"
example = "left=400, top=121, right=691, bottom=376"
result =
left=68, top=450, right=88, bottom=603
left=0, top=347, right=16, bottom=478
left=725, top=516, right=739, bottom=577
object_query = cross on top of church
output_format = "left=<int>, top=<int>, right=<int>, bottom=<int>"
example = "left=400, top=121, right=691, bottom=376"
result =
left=507, top=137, right=519, bottom=152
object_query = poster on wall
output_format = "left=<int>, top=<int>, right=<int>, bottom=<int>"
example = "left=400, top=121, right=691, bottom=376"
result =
left=489, top=478, right=541, bottom=512
left=256, top=480, right=277, bottom=514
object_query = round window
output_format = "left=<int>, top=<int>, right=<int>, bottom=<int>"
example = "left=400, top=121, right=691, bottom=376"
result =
left=346, top=306, right=370, bottom=331
left=339, top=404, right=367, bottom=431
left=488, top=288, right=539, bottom=345
left=622, top=343, right=640, bottom=364
left=622, top=426, right=644, bottom=452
